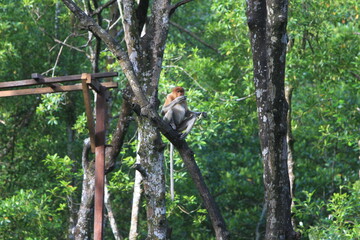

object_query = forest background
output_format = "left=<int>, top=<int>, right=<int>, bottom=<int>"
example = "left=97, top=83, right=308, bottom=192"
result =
left=0, top=0, right=359, bottom=239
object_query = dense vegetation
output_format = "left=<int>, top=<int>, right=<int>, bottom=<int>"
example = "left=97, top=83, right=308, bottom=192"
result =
left=0, top=0, right=359, bottom=239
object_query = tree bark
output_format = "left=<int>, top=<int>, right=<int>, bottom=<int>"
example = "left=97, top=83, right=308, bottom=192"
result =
left=129, top=145, right=144, bottom=240
left=74, top=138, right=94, bottom=240
left=285, top=86, right=296, bottom=228
left=136, top=118, right=167, bottom=239
left=246, top=0, right=299, bottom=239
left=129, top=170, right=143, bottom=240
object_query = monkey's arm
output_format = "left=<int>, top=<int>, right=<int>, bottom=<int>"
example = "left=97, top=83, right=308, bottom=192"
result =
left=161, top=96, right=186, bottom=115
left=185, top=110, right=207, bottom=118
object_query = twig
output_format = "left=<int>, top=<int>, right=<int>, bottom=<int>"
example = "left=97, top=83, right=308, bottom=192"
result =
left=255, top=203, right=266, bottom=240
left=162, top=65, right=207, bottom=91
left=109, top=16, right=122, bottom=30
left=53, top=38, right=85, bottom=53
left=235, top=93, right=255, bottom=102
left=170, top=21, right=221, bottom=55
left=169, top=0, right=195, bottom=16
left=91, top=0, right=117, bottom=16
left=52, top=34, right=72, bottom=77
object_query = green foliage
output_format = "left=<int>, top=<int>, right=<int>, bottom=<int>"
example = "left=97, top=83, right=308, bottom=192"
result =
left=72, top=112, right=89, bottom=136
left=36, top=93, right=67, bottom=125
left=0, top=189, right=65, bottom=240
left=0, top=0, right=359, bottom=239
left=295, top=181, right=360, bottom=239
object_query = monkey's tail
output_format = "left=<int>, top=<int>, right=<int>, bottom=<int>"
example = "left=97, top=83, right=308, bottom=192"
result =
left=170, top=143, right=175, bottom=201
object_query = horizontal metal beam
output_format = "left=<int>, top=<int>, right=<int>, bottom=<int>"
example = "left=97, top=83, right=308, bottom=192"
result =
left=0, top=72, right=118, bottom=89
left=0, top=82, right=118, bottom=97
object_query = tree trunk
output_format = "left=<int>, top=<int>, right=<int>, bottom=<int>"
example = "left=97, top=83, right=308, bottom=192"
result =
left=136, top=118, right=167, bottom=239
left=129, top=148, right=144, bottom=240
left=104, top=180, right=123, bottom=240
left=74, top=138, right=95, bottom=240
left=65, top=95, right=78, bottom=240
left=246, top=0, right=299, bottom=239
left=285, top=86, right=296, bottom=228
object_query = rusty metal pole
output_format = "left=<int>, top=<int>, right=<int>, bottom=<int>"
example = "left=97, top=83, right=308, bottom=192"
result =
left=94, top=86, right=107, bottom=240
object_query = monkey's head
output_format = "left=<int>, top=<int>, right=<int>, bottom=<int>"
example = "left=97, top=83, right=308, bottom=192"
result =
left=172, top=86, right=185, bottom=98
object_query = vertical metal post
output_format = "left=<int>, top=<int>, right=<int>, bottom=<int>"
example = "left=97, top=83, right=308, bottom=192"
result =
left=81, top=73, right=96, bottom=153
left=94, top=86, right=107, bottom=240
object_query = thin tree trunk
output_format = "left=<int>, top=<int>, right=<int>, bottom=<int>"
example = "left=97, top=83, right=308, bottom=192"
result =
left=65, top=95, right=78, bottom=240
left=104, top=179, right=123, bottom=240
left=129, top=166, right=143, bottom=240
left=285, top=86, right=296, bottom=228
left=255, top=203, right=267, bottom=240
left=74, top=138, right=95, bottom=240
left=246, top=0, right=299, bottom=239
left=129, top=135, right=144, bottom=240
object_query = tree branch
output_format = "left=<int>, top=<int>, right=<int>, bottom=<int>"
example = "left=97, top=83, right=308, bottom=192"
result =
left=90, top=0, right=117, bottom=16
left=105, top=98, right=133, bottom=172
left=61, top=0, right=149, bottom=108
left=53, top=37, right=85, bottom=53
left=121, top=0, right=141, bottom=73
left=169, top=0, right=195, bottom=16
left=170, top=21, right=221, bottom=54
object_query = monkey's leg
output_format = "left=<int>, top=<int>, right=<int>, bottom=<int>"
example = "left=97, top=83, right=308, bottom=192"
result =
left=177, top=115, right=197, bottom=139
left=163, top=109, right=176, bottom=129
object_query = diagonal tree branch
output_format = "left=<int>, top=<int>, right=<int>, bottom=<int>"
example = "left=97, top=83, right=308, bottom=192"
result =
left=105, top=98, right=133, bottom=172
left=61, top=0, right=149, bottom=108
left=120, top=0, right=141, bottom=74
left=170, top=21, right=221, bottom=54
left=90, top=0, right=117, bottom=16
left=169, top=0, right=195, bottom=16
left=145, top=0, right=171, bottom=91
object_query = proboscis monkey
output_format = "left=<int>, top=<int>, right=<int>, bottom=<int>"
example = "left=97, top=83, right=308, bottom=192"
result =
left=161, top=86, right=207, bottom=200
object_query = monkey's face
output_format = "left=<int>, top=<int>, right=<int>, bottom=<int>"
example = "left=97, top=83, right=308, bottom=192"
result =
left=173, top=87, right=185, bottom=98
left=176, top=90, right=184, bottom=97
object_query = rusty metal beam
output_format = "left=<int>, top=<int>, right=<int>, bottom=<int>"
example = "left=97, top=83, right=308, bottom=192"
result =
left=0, top=72, right=118, bottom=89
left=32, top=73, right=63, bottom=91
left=81, top=74, right=96, bottom=153
left=94, top=86, right=107, bottom=240
left=0, top=72, right=118, bottom=240
left=0, top=82, right=117, bottom=97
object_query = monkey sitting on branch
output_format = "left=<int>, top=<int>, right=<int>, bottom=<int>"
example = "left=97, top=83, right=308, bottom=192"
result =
left=161, top=86, right=207, bottom=200
left=161, top=86, right=207, bottom=139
